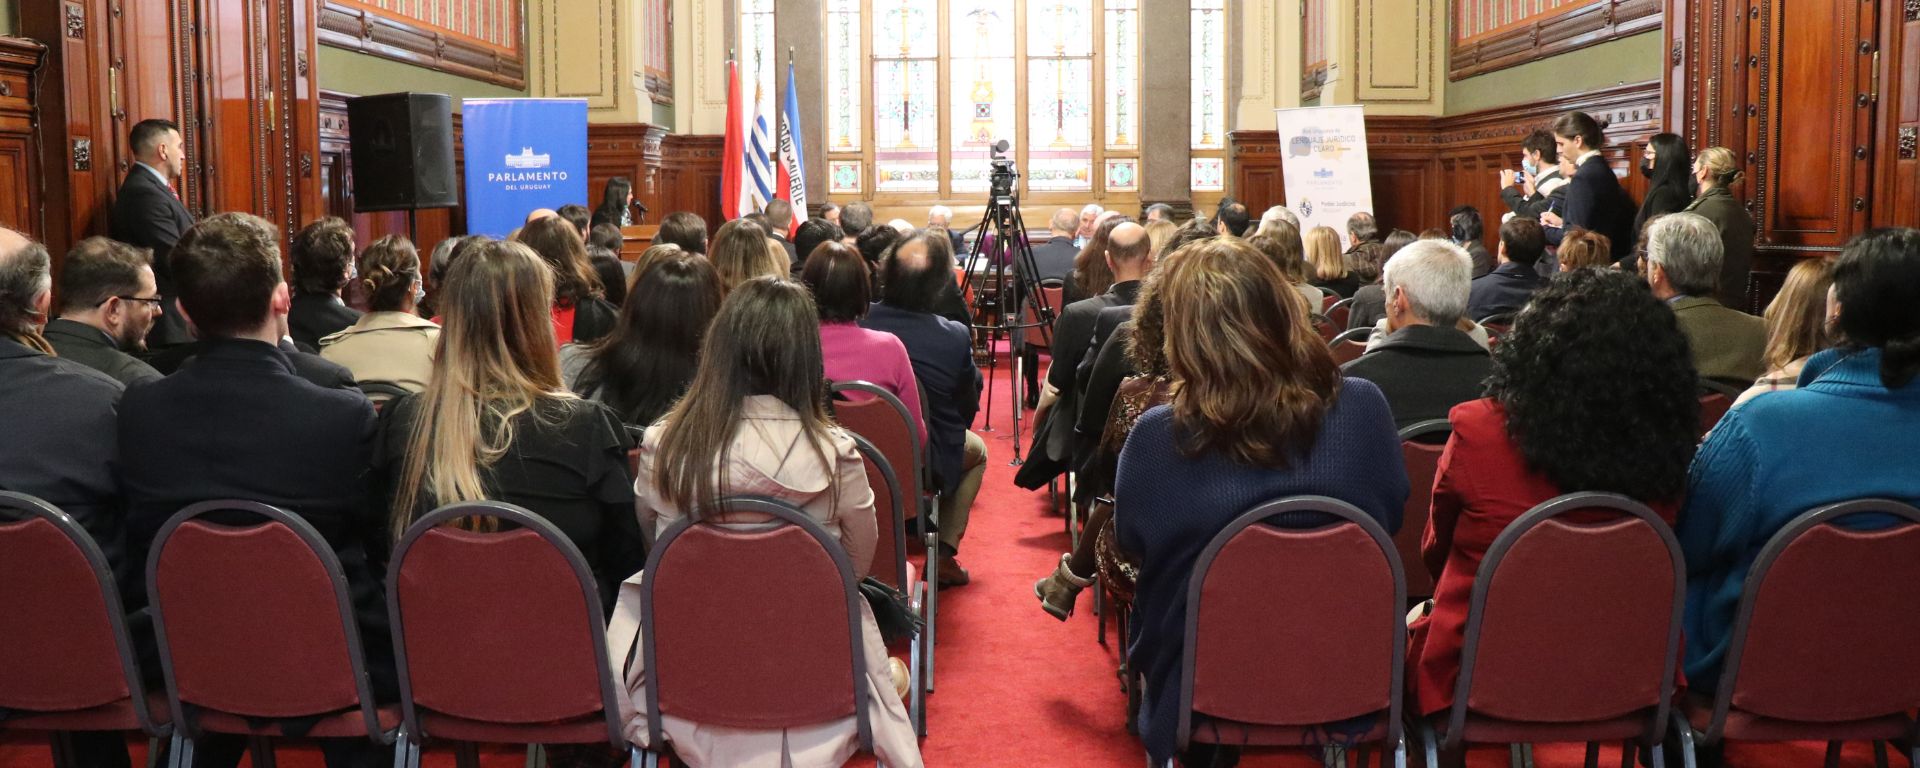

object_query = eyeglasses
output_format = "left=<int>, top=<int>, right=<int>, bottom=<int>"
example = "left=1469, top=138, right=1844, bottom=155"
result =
left=113, top=295, right=164, bottom=309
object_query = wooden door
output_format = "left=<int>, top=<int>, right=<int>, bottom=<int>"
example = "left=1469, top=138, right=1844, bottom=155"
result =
left=1749, top=0, right=1876, bottom=254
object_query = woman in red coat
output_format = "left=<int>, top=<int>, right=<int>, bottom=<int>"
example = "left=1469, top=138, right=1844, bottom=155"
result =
left=1408, top=268, right=1701, bottom=716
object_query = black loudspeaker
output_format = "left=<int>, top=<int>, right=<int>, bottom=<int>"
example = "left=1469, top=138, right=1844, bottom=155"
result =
left=346, top=93, right=458, bottom=212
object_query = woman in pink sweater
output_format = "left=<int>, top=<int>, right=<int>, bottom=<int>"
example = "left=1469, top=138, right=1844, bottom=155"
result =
left=801, top=241, right=926, bottom=441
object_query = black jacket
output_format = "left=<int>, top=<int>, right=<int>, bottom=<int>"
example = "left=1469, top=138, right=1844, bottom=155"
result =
left=1500, top=167, right=1565, bottom=219
left=861, top=302, right=982, bottom=497
left=148, top=337, right=360, bottom=391
left=0, top=338, right=127, bottom=579
left=109, top=167, right=195, bottom=349
left=1683, top=186, right=1758, bottom=310
left=44, top=318, right=163, bottom=387
left=1014, top=280, right=1140, bottom=487
left=1347, top=284, right=1387, bottom=332
left=1340, top=324, right=1493, bottom=429
left=1634, top=182, right=1694, bottom=242
left=1562, top=153, right=1637, bottom=262
left=288, top=294, right=363, bottom=350
left=1022, top=237, right=1078, bottom=285
left=1468, top=261, right=1549, bottom=321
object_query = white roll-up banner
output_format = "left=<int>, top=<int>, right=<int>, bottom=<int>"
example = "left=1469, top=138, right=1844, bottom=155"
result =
left=1274, top=106, right=1377, bottom=249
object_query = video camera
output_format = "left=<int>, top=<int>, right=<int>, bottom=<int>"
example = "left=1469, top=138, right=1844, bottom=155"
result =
left=989, top=139, right=1018, bottom=204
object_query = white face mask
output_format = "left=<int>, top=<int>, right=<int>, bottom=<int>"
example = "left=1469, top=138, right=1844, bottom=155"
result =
left=1522, top=158, right=1539, bottom=176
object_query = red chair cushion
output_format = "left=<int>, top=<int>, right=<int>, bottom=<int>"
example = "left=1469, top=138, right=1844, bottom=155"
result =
left=0, top=517, right=130, bottom=712
left=193, top=705, right=400, bottom=738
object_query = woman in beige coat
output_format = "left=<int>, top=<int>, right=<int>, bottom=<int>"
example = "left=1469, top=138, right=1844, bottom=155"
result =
left=607, top=276, right=922, bottom=768
left=319, top=234, right=439, bottom=396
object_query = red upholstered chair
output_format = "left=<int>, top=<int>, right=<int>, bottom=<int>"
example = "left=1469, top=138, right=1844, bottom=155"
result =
left=831, top=380, right=940, bottom=685
left=0, top=492, right=170, bottom=765
left=1310, top=313, right=1340, bottom=343
left=145, top=500, right=400, bottom=765
left=639, top=496, right=877, bottom=768
left=1423, top=493, right=1685, bottom=768
left=1021, top=280, right=1066, bottom=352
left=1322, top=293, right=1339, bottom=313
left=1675, top=499, right=1920, bottom=766
left=1697, top=379, right=1743, bottom=438
left=1169, top=496, right=1407, bottom=766
left=1329, top=327, right=1373, bottom=367
left=849, top=434, right=929, bottom=736
left=1478, top=312, right=1516, bottom=338
left=386, top=501, right=638, bottom=767
left=1397, top=419, right=1453, bottom=602
left=1326, top=297, right=1355, bottom=330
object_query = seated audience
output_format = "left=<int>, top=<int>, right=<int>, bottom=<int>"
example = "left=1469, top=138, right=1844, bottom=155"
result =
left=1682, top=147, right=1758, bottom=309
left=1028, top=207, right=1082, bottom=285
left=1345, top=211, right=1381, bottom=255
left=377, top=238, right=645, bottom=607
left=630, top=242, right=685, bottom=280
left=286, top=217, right=362, bottom=348
left=1735, top=258, right=1835, bottom=407
left=419, top=234, right=486, bottom=320
left=840, top=201, right=876, bottom=240
left=587, top=244, right=631, bottom=307
left=794, top=218, right=846, bottom=275
left=1076, top=203, right=1105, bottom=245
left=861, top=230, right=987, bottom=586
left=1555, top=227, right=1614, bottom=272
left=1255, top=205, right=1300, bottom=236
left=1680, top=227, right=1920, bottom=691
left=1306, top=225, right=1361, bottom=298
left=1343, top=241, right=1493, bottom=428
left=0, top=227, right=128, bottom=579
left=710, top=218, right=785, bottom=295
left=655, top=211, right=710, bottom=255
left=590, top=222, right=625, bottom=254
left=765, top=198, right=799, bottom=267
left=556, top=203, right=592, bottom=242
left=1248, top=222, right=1323, bottom=311
left=800, top=242, right=927, bottom=435
left=1143, top=202, right=1175, bottom=225
left=1345, top=231, right=1418, bottom=331
left=929, top=204, right=968, bottom=258
left=1647, top=212, right=1767, bottom=385
left=821, top=201, right=842, bottom=229
left=856, top=224, right=902, bottom=292
left=118, top=214, right=392, bottom=767
left=1409, top=267, right=1699, bottom=717
left=1116, top=237, right=1407, bottom=767
left=318, top=235, right=440, bottom=397
left=46, top=237, right=164, bottom=386
left=563, top=251, right=722, bottom=426
left=1450, top=205, right=1495, bottom=278
left=1212, top=201, right=1251, bottom=238
left=515, top=216, right=619, bottom=345
left=1070, top=212, right=1127, bottom=302
left=615, top=277, right=922, bottom=768
left=1467, top=217, right=1549, bottom=320
left=1499, top=129, right=1568, bottom=222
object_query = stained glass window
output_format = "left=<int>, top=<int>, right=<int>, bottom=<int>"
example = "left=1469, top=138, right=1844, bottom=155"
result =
left=951, top=0, right=1017, bottom=193
left=1023, top=0, right=1092, bottom=192
left=1103, top=0, right=1138, bottom=151
left=1190, top=0, right=1225, bottom=151
left=873, top=0, right=939, bottom=192
left=826, top=0, right=862, bottom=152
left=739, top=0, right=777, bottom=140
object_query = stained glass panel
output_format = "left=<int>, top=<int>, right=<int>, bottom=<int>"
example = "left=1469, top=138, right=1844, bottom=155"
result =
left=873, top=0, right=937, bottom=59
left=827, top=0, right=862, bottom=151
left=1190, top=1, right=1226, bottom=150
left=951, top=0, right=1016, bottom=193
left=1104, top=0, right=1138, bottom=150
left=874, top=59, right=940, bottom=193
left=1190, top=157, right=1224, bottom=192
left=1026, top=0, right=1093, bottom=58
left=1027, top=57, right=1093, bottom=191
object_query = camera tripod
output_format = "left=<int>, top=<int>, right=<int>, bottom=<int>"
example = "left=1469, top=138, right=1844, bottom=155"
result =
left=957, top=189, right=1055, bottom=465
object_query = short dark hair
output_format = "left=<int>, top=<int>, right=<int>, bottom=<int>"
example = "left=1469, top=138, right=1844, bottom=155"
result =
left=514, top=215, right=604, bottom=306
left=556, top=204, right=591, bottom=236
left=856, top=225, right=901, bottom=269
left=1449, top=205, right=1485, bottom=243
left=1144, top=203, right=1175, bottom=221
left=657, top=212, right=709, bottom=254
left=1500, top=217, right=1546, bottom=266
left=289, top=217, right=356, bottom=296
left=840, top=202, right=875, bottom=233
left=880, top=230, right=953, bottom=313
left=799, top=241, right=871, bottom=322
left=764, top=198, right=793, bottom=230
left=58, top=237, right=153, bottom=313
left=172, top=213, right=284, bottom=338
left=588, top=247, right=629, bottom=307
left=1832, top=227, right=1920, bottom=388
left=1521, top=128, right=1559, bottom=163
left=794, top=218, right=845, bottom=268
left=1551, top=111, right=1604, bottom=152
left=589, top=222, right=624, bottom=253
left=129, top=119, right=179, bottom=157
left=1217, top=202, right=1251, bottom=237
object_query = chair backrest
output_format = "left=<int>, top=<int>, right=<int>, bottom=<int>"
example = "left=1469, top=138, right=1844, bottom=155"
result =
left=356, top=380, right=412, bottom=407
left=641, top=496, right=871, bottom=752
left=1704, top=499, right=1920, bottom=739
left=0, top=492, right=158, bottom=732
left=1310, top=313, right=1339, bottom=343
left=1179, top=496, right=1405, bottom=750
left=1449, top=493, right=1682, bottom=745
left=1322, top=293, right=1338, bottom=312
left=388, top=501, right=625, bottom=746
left=1023, top=281, right=1065, bottom=349
left=1329, top=327, right=1373, bottom=367
left=146, top=501, right=383, bottom=737
left=1396, top=420, right=1453, bottom=600
left=1479, top=312, right=1516, bottom=335
left=850, top=433, right=910, bottom=591
left=1696, top=379, right=1742, bottom=437
left=831, top=381, right=927, bottom=510
left=1326, top=297, right=1354, bottom=330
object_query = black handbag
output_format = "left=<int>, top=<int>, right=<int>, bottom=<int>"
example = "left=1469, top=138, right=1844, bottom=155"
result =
left=858, top=576, right=924, bottom=643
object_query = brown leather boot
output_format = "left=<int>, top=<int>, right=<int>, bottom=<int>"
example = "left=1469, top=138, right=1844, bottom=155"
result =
left=1033, top=553, right=1093, bottom=621
left=937, top=553, right=971, bottom=587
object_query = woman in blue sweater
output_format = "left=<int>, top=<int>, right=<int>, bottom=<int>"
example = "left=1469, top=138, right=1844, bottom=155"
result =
left=1680, top=227, right=1920, bottom=690
left=1115, top=237, right=1408, bottom=767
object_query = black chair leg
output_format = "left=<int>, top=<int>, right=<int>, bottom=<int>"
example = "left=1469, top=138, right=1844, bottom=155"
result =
left=455, top=742, right=483, bottom=768
left=1824, top=741, right=1844, bottom=768
left=248, top=736, right=278, bottom=768
left=1872, top=741, right=1889, bottom=768
left=1584, top=743, right=1601, bottom=768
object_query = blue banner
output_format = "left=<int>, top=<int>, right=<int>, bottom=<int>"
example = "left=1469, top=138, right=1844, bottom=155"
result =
left=461, top=98, right=588, bottom=237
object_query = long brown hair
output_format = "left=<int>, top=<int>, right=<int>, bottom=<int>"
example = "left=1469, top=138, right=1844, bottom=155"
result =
left=514, top=216, right=603, bottom=307
left=1159, top=238, right=1341, bottom=467
left=652, top=277, right=840, bottom=517
left=1304, top=226, right=1346, bottom=281
left=1072, top=214, right=1129, bottom=298
left=710, top=218, right=784, bottom=295
left=1761, top=257, right=1835, bottom=371
left=391, top=240, right=569, bottom=537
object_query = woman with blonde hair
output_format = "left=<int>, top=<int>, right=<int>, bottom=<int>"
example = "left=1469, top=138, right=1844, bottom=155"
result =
left=1556, top=227, right=1615, bottom=272
left=1734, top=257, right=1836, bottom=406
left=319, top=234, right=440, bottom=398
left=629, top=242, right=685, bottom=282
left=377, top=239, right=645, bottom=605
left=610, top=277, right=924, bottom=768
left=1143, top=218, right=1177, bottom=259
left=1682, top=146, right=1758, bottom=307
left=708, top=218, right=785, bottom=294
left=1115, top=237, right=1406, bottom=766
left=1305, top=225, right=1360, bottom=298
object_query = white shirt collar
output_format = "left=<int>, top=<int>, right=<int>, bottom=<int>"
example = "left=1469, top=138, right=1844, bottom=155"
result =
left=1576, top=149, right=1602, bottom=166
left=136, top=162, right=172, bottom=187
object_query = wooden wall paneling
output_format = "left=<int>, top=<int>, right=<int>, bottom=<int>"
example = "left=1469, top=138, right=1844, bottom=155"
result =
left=1749, top=0, right=1873, bottom=255
left=22, top=0, right=118, bottom=259
left=586, top=123, right=668, bottom=223
left=318, top=2, right=527, bottom=89
left=0, top=39, right=45, bottom=239
left=1451, top=0, right=1662, bottom=80
left=317, top=90, right=465, bottom=252
left=658, top=133, right=725, bottom=235
left=1872, top=0, right=1920, bottom=229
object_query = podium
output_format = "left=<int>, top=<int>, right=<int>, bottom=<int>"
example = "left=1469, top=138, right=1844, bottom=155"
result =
left=618, top=225, right=659, bottom=262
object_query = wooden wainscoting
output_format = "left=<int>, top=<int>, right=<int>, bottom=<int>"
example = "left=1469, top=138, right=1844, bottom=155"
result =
left=1229, top=81, right=1662, bottom=253
left=0, top=38, right=44, bottom=241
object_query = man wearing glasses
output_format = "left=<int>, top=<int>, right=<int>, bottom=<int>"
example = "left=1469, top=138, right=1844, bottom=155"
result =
left=44, top=237, right=165, bottom=386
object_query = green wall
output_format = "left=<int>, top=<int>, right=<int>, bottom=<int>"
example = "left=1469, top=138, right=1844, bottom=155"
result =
left=1445, top=31, right=1662, bottom=115
left=317, top=46, right=525, bottom=107
left=1, top=0, right=14, bottom=36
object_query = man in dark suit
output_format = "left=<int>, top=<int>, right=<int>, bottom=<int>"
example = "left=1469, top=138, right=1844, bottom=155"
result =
left=765, top=198, right=800, bottom=268
left=929, top=205, right=968, bottom=263
left=861, top=232, right=986, bottom=586
left=1343, top=240, right=1494, bottom=429
left=1542, top=110, right=1636, bottom=263
left=1014, top=222, right=1151, bottom=490
left=1013, top=208, right=1082, bottom=407
left=45, top=237, right=165, bottom=386
left=1468, top=217, right=1550, bottom=321
left=117, top=214, right=386, bottom=767
left=110, top=119, right=195, bottom=351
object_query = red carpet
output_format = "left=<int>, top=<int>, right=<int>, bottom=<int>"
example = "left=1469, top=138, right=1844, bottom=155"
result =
left=1, top=353, right=1909, bottom=767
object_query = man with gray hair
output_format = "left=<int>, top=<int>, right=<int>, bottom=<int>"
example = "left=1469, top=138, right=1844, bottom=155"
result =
left=840, top=201, right=875, bottom=236
left=1256, top=205, right=1300, bottom=236
left=1647, top=211, right=1766, bottom=384
left=1343, top=240, right=1495, bottom=428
